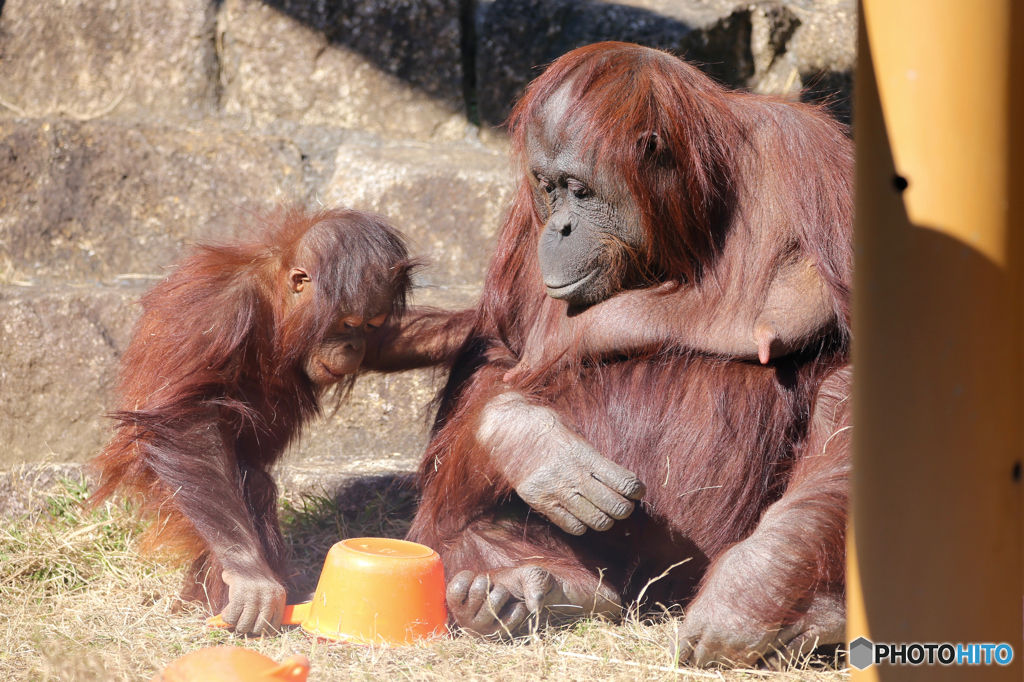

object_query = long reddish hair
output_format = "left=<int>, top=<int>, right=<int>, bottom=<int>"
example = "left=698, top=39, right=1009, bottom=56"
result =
left=478, top=42, right=851, bottom=353
left=92, top=206, right=416, bottom=559
left=479, top=44, right=740, bottom=351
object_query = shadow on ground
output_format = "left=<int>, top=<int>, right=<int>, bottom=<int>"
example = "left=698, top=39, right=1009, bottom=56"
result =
left=280, top=473, right=419, bottom=594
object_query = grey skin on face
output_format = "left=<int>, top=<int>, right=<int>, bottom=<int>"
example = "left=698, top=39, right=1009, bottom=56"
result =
left=528, top=84, right=648, bottom=308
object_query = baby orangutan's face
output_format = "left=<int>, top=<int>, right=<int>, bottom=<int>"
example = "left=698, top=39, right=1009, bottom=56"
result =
left=286, top=265, right=394, bottom=386
left=303, top=311, right=389, bottom=386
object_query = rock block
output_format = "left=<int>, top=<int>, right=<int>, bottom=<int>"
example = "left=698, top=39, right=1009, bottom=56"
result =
left=284, top=369, right=441, bottom=475
left=475, top=0, right=749, bottom=127
left=0, top=119, right=306, bottom=284
left=0, top=284, right=139, bottom=466
left=750, top=0, right=857, bottom=122
left=0, top=0, right=219, bottom=123
left=474, top=0, right=856, bottom=127
left=324, top=142, right=513, bottom=288
left=219, top=0, right=470, bottom=140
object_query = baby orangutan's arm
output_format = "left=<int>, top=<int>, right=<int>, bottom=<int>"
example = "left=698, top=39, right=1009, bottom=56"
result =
left=363, top=307, right=477, bottom=372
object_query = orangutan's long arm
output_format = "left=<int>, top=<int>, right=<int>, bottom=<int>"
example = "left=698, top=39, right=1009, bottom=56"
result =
left=508, top=254, right=835, bottom=385
left=585, top=255, right=835, bottom=364
left=364, top=307, right=477, bottom=372
left=132, top=409, right=287, bottom=635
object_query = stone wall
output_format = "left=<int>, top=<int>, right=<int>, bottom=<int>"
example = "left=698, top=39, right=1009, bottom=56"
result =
left=0, top=0, right=855, bottom=482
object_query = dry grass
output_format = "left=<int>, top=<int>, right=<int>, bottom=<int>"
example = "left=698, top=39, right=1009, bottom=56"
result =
left=0, top=475, right=850, bottom=681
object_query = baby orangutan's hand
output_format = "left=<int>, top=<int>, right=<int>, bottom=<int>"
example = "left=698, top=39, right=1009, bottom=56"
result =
left=220, top=567, right=287, bottom=636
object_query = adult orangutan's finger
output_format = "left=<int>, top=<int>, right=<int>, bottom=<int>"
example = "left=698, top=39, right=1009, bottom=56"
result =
left=447, top=570, right=475, bottom=609
left=544, top=505, right=588, bottom=535
left=519, top=568, right=555, bottom=614
left=562, top=492, right=614, bottom=531
left=499, top=601, right=529, bottom=634
left=585, top=454, right=646, bottom=500
left=480, top=584, right=512, bottom=627
left=580, top=477, right=635, bottom=520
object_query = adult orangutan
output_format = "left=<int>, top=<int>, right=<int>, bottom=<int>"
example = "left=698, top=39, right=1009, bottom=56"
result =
left=406, top=42, right=852, bottom=667
left=90, top=206, right=428, bottom=635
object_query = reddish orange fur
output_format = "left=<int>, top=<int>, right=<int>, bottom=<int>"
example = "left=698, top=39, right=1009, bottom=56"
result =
left=408, top=43, right=851, bottom=630
left=90, top=205, right=416, bottom=610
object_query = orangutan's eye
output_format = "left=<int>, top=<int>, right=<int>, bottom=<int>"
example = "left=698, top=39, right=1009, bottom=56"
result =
left=567, top=179, right=590, bottom=198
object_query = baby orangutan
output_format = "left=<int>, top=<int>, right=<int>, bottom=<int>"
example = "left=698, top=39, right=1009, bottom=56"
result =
left=91, top=206, right=417, bottom=635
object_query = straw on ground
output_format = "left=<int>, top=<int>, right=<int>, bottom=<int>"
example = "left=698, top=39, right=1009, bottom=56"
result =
left=0, top=475, right=849, bottom=681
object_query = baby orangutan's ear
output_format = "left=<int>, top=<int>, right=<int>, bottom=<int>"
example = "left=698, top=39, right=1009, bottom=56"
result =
left=288, top=268, right=311, bottom=293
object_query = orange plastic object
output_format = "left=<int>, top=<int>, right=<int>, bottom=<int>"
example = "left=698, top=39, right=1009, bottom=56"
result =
left=207, top=603, right=311, bottom=629
left=282, top=602, right=311, bottom=625
left=300, top=537, right=448, bottom=646
left=150, top=646, right=309, bottom=682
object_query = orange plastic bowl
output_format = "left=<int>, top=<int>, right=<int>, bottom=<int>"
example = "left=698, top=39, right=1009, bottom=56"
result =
left=151, top=647, right=309, bottom=682
left=300, top=537, right=448, bottom=646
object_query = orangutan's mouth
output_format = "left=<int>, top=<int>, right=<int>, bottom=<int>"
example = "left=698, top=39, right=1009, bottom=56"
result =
left=320, top=361, right=346, bottom=378
left=544, top=269, right=598, bottom=300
